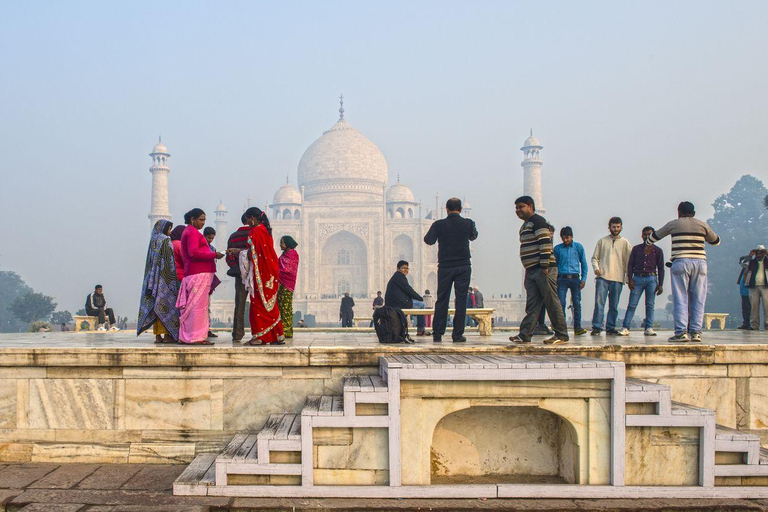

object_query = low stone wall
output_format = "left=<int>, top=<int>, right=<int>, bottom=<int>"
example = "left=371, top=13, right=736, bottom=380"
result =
left=0, top=343, right=766, bottom=466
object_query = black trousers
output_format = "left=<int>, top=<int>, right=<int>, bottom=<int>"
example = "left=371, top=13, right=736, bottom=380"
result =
left=519, top=267, right=568, bottom=341
left=341, top=312, right=354, bottom=327
left=742, top=295, right=751, bottom=328
left=86, top=307, right=115, bottom=326
left=232, top=276, right=247, bottom=341
left=432, top=265, right=471, bottom=340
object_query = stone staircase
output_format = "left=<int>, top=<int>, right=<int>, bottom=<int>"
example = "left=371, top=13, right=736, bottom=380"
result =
left=175, top=355, right=768, bottom=499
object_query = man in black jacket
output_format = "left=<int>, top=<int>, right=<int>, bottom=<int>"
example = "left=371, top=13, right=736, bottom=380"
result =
left=385, top=261, right=428, bottom=336
left=339, top=293, right=355, bottom=327
left=85, top=285, right=118, bottom=331
left=424, top=198, right=479, bottom=342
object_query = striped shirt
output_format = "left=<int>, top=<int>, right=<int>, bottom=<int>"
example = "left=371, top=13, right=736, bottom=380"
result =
left=649, top=217, right=720, bottom=260
left=519, top=213, right=555, bottom=269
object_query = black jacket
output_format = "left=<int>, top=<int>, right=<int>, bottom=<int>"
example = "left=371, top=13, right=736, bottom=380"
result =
left=385, top=271, right=423, bottom=309
left=742, top=255, right=768, bottom=288
left=424, top=213, right=478, bottom=267
left=340, top=296, right=355, bottom=315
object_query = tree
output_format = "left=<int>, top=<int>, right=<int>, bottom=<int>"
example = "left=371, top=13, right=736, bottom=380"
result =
left=51, top=310, right=73, bottom=325
left=9, top=292, right=57, bottom=324
left=0, top=271, right=33, bottom=332
left=707, top=175, right=768, bottom=325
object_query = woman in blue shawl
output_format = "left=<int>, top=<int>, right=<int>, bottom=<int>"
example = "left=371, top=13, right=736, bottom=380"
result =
left=137, top=219, right=181, bottom=343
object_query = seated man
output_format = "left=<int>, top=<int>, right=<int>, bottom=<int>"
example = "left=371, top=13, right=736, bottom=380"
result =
left=85, top=284, right=118, bottom=331
left=385, top=260, right=429, bottom=336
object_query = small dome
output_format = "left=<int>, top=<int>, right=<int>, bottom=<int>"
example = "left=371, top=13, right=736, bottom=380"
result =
left=151, top=141, right=169, bottom=155
left=386, top=182, right=415, bottom=203
left=273, top=183, right=302, bottom=204
left=215, top=201, right=227, bottom=212
left=462, top=199, right=472, bottom=210
left=522, top=134, right=541, bottom=148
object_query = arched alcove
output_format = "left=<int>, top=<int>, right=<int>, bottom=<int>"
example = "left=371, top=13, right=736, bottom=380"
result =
left=393, top=234, right=414, bottom=263
left=426, top=272, right=437, bottom=294
left=321, top=230, right=368, bottom=297
left=282, top=208, right=293, bottom=220
left=430, top=406, right=578, bottom=485
left=294, top=209, right=301, bottom=220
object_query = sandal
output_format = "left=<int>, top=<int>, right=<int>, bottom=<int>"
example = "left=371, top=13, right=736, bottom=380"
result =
left=245, top=338, right=263, bottom=346
left=187, top=340, right=215, bottom=346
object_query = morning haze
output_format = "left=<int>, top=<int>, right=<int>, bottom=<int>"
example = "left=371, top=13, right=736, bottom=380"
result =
left=1, top=1, right=766, bottom=320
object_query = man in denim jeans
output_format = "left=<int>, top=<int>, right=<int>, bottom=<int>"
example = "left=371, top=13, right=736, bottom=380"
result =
left=618, top=227, right=664, bottom=336
left=590, top=217, right=632, bottom=336
left=649, top=201, right=720, bottom=342
left=553, top=226, right=589, bottom=336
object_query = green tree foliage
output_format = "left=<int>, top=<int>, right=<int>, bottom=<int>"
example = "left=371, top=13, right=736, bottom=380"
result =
left=51, top=310, right=73, bottom=325
left=0, top=271, right=33, bottom=332
left=9, top=292, right=57, bottom=324
left=707, top=175, right=768, bottom=324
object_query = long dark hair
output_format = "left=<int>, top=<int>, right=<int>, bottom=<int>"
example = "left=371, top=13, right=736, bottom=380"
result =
left=245, top=207, right=272, bottom=235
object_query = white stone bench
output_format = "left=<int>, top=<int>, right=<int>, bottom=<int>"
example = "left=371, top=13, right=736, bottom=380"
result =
left=400, top=307, right=494, bottom=335
left=73, top=315, right=98, bottom=332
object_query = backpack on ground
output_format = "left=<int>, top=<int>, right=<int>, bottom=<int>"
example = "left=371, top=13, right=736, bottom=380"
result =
left=373, top=306, right=414, bottom=344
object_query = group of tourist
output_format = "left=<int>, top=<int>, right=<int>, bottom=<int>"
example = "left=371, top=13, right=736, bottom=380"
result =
left=738, top=246, right=768, bottom=331
left=509, top=196, right=721, bottom=345
left=137, top=207, right=300, bottom=346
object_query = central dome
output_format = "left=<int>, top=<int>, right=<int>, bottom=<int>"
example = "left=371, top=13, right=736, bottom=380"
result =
left=297, top=117, right=388, bottom=202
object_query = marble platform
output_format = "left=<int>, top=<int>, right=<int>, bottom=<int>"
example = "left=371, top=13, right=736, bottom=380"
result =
left=0, top=329, right=766, bottom=478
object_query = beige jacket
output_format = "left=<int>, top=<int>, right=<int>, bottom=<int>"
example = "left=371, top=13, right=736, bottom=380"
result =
left=591, top=235, right=632, bottom=283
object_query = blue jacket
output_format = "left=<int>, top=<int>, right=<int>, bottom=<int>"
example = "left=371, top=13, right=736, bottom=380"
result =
left=554, top=242, right=589, bottom=282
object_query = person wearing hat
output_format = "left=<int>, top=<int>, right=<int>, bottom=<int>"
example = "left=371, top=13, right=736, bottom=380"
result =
left=741, top=245, right=768, bottom=331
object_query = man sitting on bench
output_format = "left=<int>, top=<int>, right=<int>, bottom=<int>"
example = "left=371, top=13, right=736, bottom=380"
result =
left=385, top=260, right=429, bottom=336
left=85, top=284, right=119, bottom=331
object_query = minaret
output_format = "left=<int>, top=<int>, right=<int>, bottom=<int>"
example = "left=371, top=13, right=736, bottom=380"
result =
left=520, top=130, right=544, bottom=215
left=148, top=137, right=171, bottom=224
left=214, top=200, right=228, bottom=251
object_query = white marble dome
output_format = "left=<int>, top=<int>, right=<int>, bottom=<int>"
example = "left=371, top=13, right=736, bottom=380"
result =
left=215, top=201, right=227, bottom=212
left=151, top=141, right=169, bottom=155
left=522, top=134, right=541, bottom=148
left=297, top=118, right=388, bottom=201
left=273, top=183, right=302, bottom=204
left=386, top=182, right=415, bottom=203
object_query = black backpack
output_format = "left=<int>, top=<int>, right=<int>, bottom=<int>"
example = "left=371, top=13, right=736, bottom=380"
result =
left=373, top=306, right=414, bottom=344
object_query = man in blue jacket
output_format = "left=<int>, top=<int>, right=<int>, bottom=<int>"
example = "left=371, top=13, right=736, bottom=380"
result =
left=553, top=226, right=589, bottom=336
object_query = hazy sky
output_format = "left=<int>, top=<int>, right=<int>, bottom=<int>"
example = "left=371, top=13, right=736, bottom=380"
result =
left=2, top=1, right=767, bottom=319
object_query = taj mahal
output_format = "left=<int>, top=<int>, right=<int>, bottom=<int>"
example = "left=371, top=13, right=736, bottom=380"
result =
left=147, top=97, right=533, bottom=324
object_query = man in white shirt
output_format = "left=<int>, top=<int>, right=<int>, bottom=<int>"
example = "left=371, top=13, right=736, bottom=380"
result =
left=590, top=217, right=632, bottom=336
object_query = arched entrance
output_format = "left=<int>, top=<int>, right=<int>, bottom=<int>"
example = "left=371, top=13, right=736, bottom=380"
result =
left=321, top=230, right=368, bottom=297
left=430, top=406, right=578, bottom=485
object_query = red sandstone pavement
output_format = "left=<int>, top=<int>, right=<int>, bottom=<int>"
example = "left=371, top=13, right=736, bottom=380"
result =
left=2, top=463, right=768, bottom=511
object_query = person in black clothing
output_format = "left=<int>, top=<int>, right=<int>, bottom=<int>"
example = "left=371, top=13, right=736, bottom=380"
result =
left=340, top=293, right=355, bottom=327
left=423, top=197, right=478, bottom=342
left=226, top=213, right=251, bottom=341
left=385, top=261, right=428, bottom=336
left=85, top=285, right=118, bottom=330
left=370, top=291, right=384, bottom=327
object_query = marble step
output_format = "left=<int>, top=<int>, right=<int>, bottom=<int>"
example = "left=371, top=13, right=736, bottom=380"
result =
left=302, top=395, right=344, bottom=416
left=343, top=375, right=388, bottom=392
left=716, top=425, right=761, bottom=464
left=626, top=401, right=714, bottom=427
left=258, top=413, right=302, bottom=441
left=671, top=401, right=715, bottom=416
left=173, top=453, right=216, bottom=496
left=215, top=432, right=302, bottom=481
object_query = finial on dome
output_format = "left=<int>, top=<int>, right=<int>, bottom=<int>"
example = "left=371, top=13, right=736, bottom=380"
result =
left=286, top=174, right=289, bottom=184
left=338, top=94, right=345, bottom=120
left=397, top=172, right=400, bottom=183
left=530, top=128, right=533, bottom=136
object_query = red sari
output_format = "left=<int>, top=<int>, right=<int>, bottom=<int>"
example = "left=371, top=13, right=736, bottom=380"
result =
left=248, top=224, right=284, bottom=343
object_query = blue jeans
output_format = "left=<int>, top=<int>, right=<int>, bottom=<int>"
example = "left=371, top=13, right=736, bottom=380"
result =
left=622, top=275, right=658, bottom=329
left=592, top=278, right=624, bottom=331
left=412, top=300, right=426, bottom=330
left=557, top=276, right=582, bottom=329
left=670, top=259, right=708, bottom=335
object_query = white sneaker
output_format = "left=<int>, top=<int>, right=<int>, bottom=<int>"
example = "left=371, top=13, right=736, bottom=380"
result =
left=644, top=328, right=657, bottom=336
left=97, top=324, right=107, bottom=332
left=109, top=325, right=120, bottom=331
left=617, top=328, right=630, bottom=336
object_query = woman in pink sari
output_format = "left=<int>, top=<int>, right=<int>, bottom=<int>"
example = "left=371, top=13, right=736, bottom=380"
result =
left=176, top=208, right=224, bottom=345
left=243, top=207, right=285, bottom=345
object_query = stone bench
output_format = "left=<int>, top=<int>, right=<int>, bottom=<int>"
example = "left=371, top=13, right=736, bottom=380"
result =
left=73, top=315, right=99, bottom=332
left=703, top=313, right=728, bottom=330
left=400, top=307, right=494, bottom=335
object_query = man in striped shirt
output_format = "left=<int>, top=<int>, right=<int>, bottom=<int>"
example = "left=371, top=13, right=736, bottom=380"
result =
left=649, top=201, right=720, bottom=342
left=509, top=196, right=568, bottom=345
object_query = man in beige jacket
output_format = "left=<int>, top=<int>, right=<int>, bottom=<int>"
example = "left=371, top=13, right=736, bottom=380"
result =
left=590, top=217, right=632, bottom=336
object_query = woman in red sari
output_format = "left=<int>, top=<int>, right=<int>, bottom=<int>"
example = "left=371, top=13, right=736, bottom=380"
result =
left=243, top=207, right=285, bottom=345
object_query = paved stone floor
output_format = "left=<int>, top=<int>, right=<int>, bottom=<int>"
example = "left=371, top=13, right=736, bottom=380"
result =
left=2, top=463, right=768, bottom=511
left=0, top=328, right=766, bottom=349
